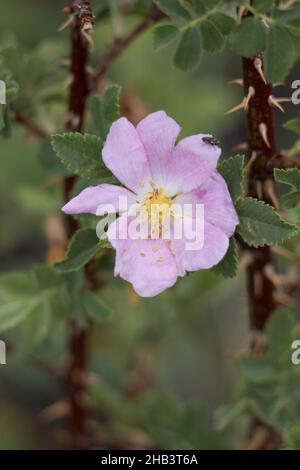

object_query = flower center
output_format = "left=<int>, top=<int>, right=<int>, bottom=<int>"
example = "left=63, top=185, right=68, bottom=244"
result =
left=141, top=188, right=173, bottom=238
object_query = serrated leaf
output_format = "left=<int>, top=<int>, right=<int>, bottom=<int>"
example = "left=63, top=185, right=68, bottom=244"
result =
left=265, top=26, right=296, bottom=83
left=55, top=228, right=102, bottom=273
left=274, top=168, right=300, bottom=191
left=218, top=154, right=245, bottom=202
left=51, top=132, right=110, bottom=180
left=82, top=291, right=112, bottom=322
left=214, top=237, right=238, bottom=278
left=209, top=12, right=236, bottom=36
left=174, top=27, right=202, bottom=71
left=89, top=85, right=121, bottom=140
left=153, top=24, right=179, bottom=50
left=236, top=197, right=299, bottom=247
left=154, top=0, right=191, bottom=20
left=229, top=17, right=266, bottom=57
left=201, top=20, right=224, bottom=52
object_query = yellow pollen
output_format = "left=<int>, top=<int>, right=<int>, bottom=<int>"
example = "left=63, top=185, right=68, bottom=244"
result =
left=157, top=256, right=164, bottom=263
left=140, top=252, right=146, bottom=257
left=141, top=188, right=173, bottom=238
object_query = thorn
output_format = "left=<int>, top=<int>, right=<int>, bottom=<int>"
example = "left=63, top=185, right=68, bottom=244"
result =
left=224, top=100, right=245, bottom=116
left=228, top=79, right=244, bottom=86
left=277, top=97, right=292, bottom=103
left=268, top=95, right=285, bottom=112
left=245, top=151, right=258, bottom=173
left=264, top=264, right=281, bottom=287
left=86, top=65, right=97, bottom=77
left=273, top=290, right=295, bottom=307
left=58, top=14, right=75, bottom=32
left=254, top=57, right=267, bottom=85
left=264, top=179, right=280, bottom=209
left=237, top=5, right=248, bottom=22
left=271, top=246, right=295, bottom=261
left=57, top=59, right=71, bottom=68
left=239, top=252, right=254, bottom=270
left=82, top=31, right=94, bottom=50
left=255, top=180, right=263, bottom=199
left=63, top=75, right=74, bottom=89
left=224, top=86, right=254, bottom=115
left=244, top=86, right=255, bottom=111
left=232, top=142, right=248, bottom=152
left=259, top=122, right=271, bottom=148
left=261, top=16, right=270, bottom=29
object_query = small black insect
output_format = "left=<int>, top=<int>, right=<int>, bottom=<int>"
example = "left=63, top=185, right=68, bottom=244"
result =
left=202, top=136, right=220, bottom=147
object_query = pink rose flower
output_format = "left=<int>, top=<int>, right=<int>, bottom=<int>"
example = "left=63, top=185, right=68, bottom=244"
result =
left=62, top=111, right=239, bottom=297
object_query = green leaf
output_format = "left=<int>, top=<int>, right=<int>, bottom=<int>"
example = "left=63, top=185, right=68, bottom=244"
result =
left=229, top=17, right=266, bottom=57
left=252, top=0, right=274, bottom=14
left=51, top=132, right=110, bottom=180
left=236, top=197, right=299, bottom=247
left=274, top=168, right=300, bottom=191
left=214, top=237, right=238, bottom=278
left=265, top=26, right=296, bottom=83
left=0, top=267, right=68, bottom=334
left=218, top=154, right=245, bottom=202
left=153, top=24, right=179, bottom=50
left=154, top=0, right=191, bottom=20
left=55, top=228, right=102, bottom=273
left=284, top=118, right=300, bottom=136
left=209, top=13, right=236, bottom=36
left=201, top=20, right=224, bottom=52
left=0, top=300, right=35, bottom=332
left=89, top=85, right=121, bottom=140
left=82, top=291, right=112, bottom=322
left=174, top=27, right=202, bottom=71
left=215, top=400, right=250, bottom=431
left=266, top=309, right=294, bottom=361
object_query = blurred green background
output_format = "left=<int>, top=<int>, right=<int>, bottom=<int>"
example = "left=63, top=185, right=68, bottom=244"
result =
left=0, top=0, right=299, bottom=450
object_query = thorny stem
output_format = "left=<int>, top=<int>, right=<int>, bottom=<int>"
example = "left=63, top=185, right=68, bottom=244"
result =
left=242, top=54, right=279, bottom=332
left=63, top=0, right=93, bottom=448
left=239, top=8, right=282, bottom=449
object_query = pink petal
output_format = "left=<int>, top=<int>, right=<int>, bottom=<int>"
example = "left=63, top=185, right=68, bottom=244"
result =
left=171, top=221, right=229, bottom=273
left=167, top=134, right=221, bottom=194
left=175, top=171, right=239, bottom=237
left=136, top=111, right=181, bottom=187
left=62, top=184, right=136, bottom=215
left=102, top=117, right=152, bottom=193
left=107, top=217, right=178, bottom=297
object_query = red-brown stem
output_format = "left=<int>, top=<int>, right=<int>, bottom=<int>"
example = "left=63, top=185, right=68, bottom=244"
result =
left=64, top=0, right=92, bottom=448
left=242, top=55, right=279, bottom=331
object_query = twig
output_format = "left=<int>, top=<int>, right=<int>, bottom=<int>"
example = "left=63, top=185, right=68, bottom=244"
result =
left=63, top=0, right=93, bottom=449
left=93, top=5, right=165, bottom=83
left=12, top=110, right=49, bottom=139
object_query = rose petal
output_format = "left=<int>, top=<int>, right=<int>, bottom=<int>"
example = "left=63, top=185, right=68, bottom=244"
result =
left=136, top=111, right=181, bottom=188
left=62, top=184, right=136, bottom=215
left=107, top=216, right=178, bottom=297
left=171, top=220, right=229, bottom=273
left=102, top=117, right=152, bottom=193
left=175, top=171, right=239, bottom=237
left=166, top=134, right=221, bottom=194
